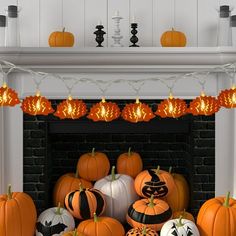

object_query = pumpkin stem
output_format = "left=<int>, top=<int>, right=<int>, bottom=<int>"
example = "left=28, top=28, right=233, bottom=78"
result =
left=62, top=27, right=65, bottom=32
left=7, top=184, right=12, bottom=200
left=148, top=195, right=155, bottom=208
left=168, top=166, right=172, bottom=174
left=75, top=168, right=79, bottom=178
left=172, top=27, right=175, bottom=31
left=156, top=165, right=160, bottom=175
left=72, top=230, right=78, bottom=236
left=176, top=216, right=184, bottom=227
left=128, top=147, right=132, bottom=156
left=79, top=183, right=84, bottom=192
left=111, top=166, right=116, bottom=181
left=56, top=202, right=62, bottom=215
left=142, top=226, right=147, bottom=235
left=223, top=191, right=230, bottom=207
left=94, top=213, right=99, bottom=222
left=91, top=148, right=95, bottom=156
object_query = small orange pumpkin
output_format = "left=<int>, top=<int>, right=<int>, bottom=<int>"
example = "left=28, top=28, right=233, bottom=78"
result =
left=173, top=210, right=195, bottom=222
left=77, top=148, right=110, bottom=181
left=127, top=195, right=172, bottom=231
left=161, top=28, right=187, bottom=47
left=126, top=226, right=158, bottom=236
left=162, top=168, right=189, bottom=212
left=77, top=213, right=125, bottom=236
left=134, top=166, right=175, bottom=198
left=0, top=185, right=37, bottom=236
left=49, top=27, right=74, bottom=47
left=117, top=147, right=143, bottom=178
left=197, top=192, right=236, bottom=236
left=62, top=230, right=85, bottom=236
left=53, top=170, right=93, bottom=207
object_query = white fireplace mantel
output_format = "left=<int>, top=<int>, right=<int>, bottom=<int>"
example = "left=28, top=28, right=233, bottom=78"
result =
left=0, top=47, right=236, bottom=198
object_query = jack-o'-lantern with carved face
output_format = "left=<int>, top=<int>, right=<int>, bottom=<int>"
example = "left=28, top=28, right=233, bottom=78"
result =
left=134, top=166, right=175, bottom=198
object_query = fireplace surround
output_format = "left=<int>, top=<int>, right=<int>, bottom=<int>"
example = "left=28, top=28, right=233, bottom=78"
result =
left=0, top=47, right=236, bottom=206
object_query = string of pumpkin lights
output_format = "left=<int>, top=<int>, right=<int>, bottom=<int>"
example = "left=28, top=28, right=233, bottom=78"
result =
left=0, top=60, right=236, bottom=123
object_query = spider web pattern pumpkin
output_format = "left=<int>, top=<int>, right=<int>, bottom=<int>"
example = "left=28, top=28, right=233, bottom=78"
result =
left=21, top=93, right=54, bottom=115
left=134, top=167, right=175, bottom=198
left=54, top=98, right=87, bottom=119
left=126, top=226, right=158, bottom=236
left=122, top=100, right=155, bottom=123
left=218, top=87, right=236, bottom=108
left=156, top=97, right=187, bottom=118
left=188, top=94, right=220, bottom=116
left=127, top=195, right=172, bottom=231
left=87, top=99, right=120, bottom=121
left=0, top=83, right=20, bottom=106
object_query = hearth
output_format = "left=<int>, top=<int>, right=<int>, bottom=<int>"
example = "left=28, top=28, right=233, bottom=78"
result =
left=23, top=100, right=215, bottom=217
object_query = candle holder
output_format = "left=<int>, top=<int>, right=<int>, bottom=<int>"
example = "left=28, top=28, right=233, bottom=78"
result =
left=94, top=25, right=106, bottom=47
left=129, top=23, right=139, bottom=47
left=111, top=15, right=123, bottom=47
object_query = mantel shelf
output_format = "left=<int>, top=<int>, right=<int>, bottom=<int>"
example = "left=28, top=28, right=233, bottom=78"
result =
left=0, top=47, right=236, bottom=72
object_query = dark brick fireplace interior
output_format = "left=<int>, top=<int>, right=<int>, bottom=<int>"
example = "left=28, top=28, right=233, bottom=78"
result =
left=23, top=100, right=215, bottom=217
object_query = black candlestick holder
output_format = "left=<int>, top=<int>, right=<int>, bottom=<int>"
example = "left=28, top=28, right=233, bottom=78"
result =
left=129, top=23, right=139, bottom=47
left=94, top=25, right=106, bottom=47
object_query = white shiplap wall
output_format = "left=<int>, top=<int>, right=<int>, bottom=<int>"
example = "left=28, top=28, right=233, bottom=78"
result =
left=0, top=0, right=235, bottom=47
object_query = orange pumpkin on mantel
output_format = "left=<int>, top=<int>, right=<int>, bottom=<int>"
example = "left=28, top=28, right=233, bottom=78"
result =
left=197, top=192, right=236, bottom=236
left=49, top=27, right=74, bottom=47
left=0, top=185, right=37, bottom=236
left=77, top=148, right=110, bottom=181
left=117, top=147, right=143, bottom=178
left=161, top=28, right=187, bottom=47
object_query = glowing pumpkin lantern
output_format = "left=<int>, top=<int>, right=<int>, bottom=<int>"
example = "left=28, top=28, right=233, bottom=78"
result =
left=218, top=85, right=236, bottom=108
left=0, top=82, right=20, bottom=106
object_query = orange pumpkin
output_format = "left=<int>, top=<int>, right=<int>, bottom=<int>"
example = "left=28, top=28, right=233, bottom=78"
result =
left=127, top=195, right=172, bottom=231
left=117, top=147, right=143, bottom=178
left=162, top=168, right=189, bottom=212
left=65, top=186, right=106, bottom=220
left=53, top=170, right=93, bottom=207
left=77, top=213, right=125, bottom=236
left=197, top=192, right=236, bottom=236
left=173, top=210, right=195, bottom=222
left=0, top=185, right=37, bottom=236
left=77, top=148, right=110, bottom=181
left=134, top=166, right=175, bottom=198
left=49, top=27, right=74, bottom=47
left=161, top=28, right=187, bottom=47
left=62, top=230, right=85, bottom=236
left=126, top=226, right=158, bottom=236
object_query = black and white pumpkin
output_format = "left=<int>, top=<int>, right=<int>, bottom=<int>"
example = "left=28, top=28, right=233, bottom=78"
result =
left=36, top=204, right=75, bottom=236
left=160, top=217, right=199, bottom=236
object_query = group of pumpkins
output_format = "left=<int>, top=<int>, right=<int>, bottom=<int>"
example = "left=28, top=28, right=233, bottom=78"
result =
left=49, top=28, right=186, bottom=47
left=1, top=148, right=236, bottom=236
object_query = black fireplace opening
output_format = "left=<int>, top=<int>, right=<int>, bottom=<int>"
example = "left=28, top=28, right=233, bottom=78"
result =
left=23, top=100, right=215, bottom=217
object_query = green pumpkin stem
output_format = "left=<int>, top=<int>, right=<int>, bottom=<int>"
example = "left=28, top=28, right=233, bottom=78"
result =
left=79, top=183, right=84, bottom=192
left=176, top=216, right=184, bottom=227
left=156, top=166, right=160, bottom=175
left=168, top=166, right=172, bottom=174
left=94, top=213, right=99, bottom=222
left=91, top=148, right=95, bottom=156
left=72, top=230, right=78, bottom=236
left=128, top=147, right=132, bottom=156
left=223, top=191, right=230, bottom=207
left=7, top=184, right=12, bottom=200
left=56, top=202, right=61, bottom=215
left=111, top=166, right=116, bottom=181
left=148, top=195, right=155, bottom=208
left=62, top=27, right=65, bottom=32
left=142, top=226, right=147, bottom=235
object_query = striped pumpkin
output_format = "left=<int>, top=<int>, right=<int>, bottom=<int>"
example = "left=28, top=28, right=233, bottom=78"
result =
left=127, top=195, right=172, bottom=231
left=65, top=187, right=106, bottom=220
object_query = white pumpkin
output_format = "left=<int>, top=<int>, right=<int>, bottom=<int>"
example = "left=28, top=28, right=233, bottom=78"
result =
left=94, top=166, right=139, bottom=223
left=36, top=204, right=75, bottom=236
left=160, top=217, right=200, bottom=236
